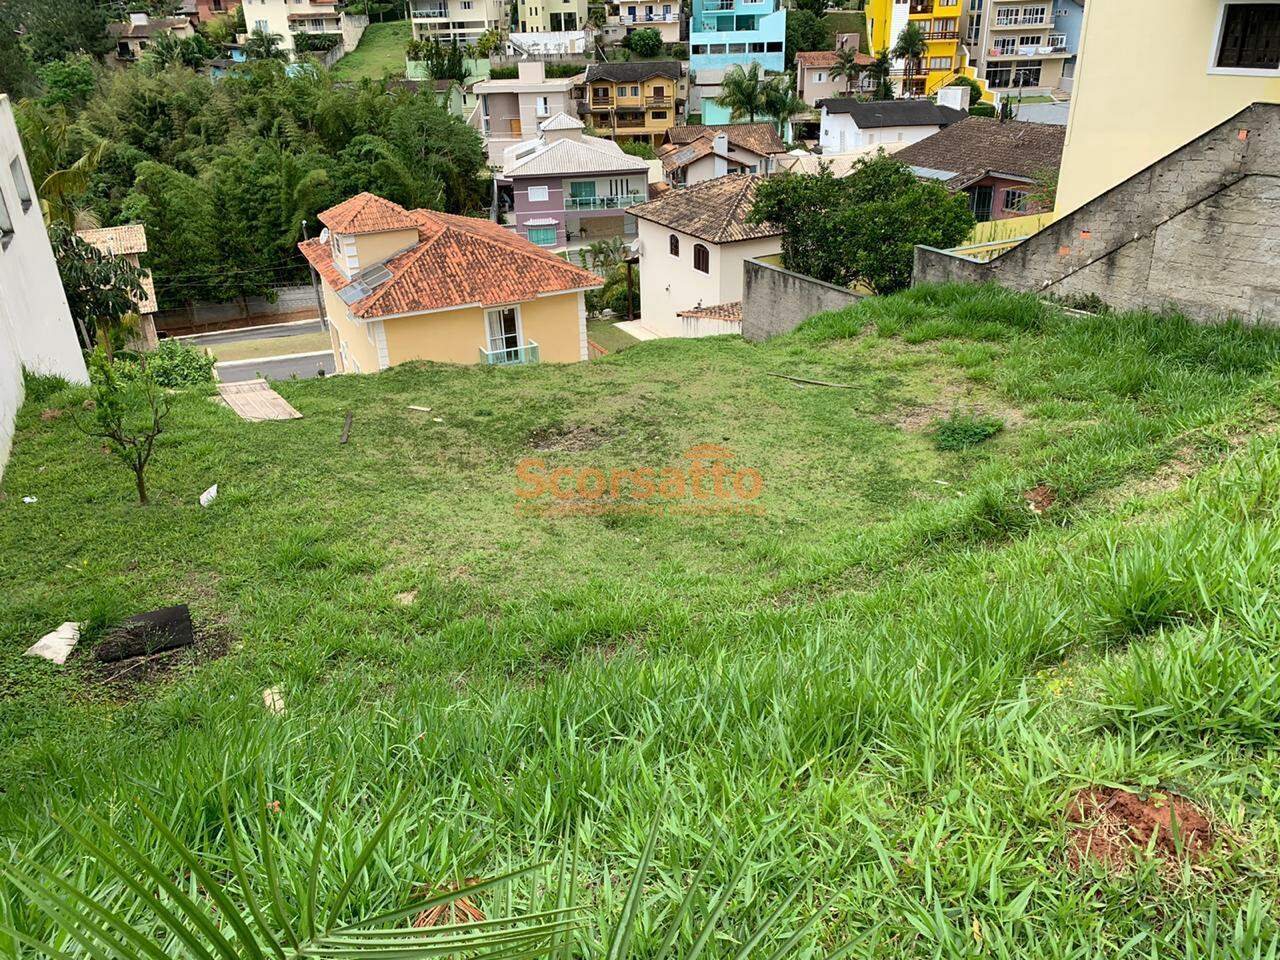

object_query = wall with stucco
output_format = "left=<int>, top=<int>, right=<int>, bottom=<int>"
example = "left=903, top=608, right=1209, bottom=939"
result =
left=740, top=257, right=861, bottom=342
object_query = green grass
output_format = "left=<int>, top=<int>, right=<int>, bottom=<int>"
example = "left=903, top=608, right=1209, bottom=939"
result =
left=5, top=284, right=1280, bottom=956
left=823, top=10, right=868, bottom=50
left=330, top=20, right=412, bottom=82
left=586, top=319, right=641, bottom=354
left=208, top=331, right=334, bottom=362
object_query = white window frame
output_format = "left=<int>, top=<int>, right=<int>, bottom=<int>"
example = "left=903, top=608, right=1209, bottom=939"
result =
left=485, top=304, right=524, bottom=353
left=527, top=184, right=550, bottom=202
left=1208, top=0, right=1280, bottom=76
left=534, top=95, right=550, bottom=117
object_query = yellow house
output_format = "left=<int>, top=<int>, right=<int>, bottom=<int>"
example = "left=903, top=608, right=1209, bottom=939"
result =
left=300, top=193, right=603, bottom=372
left=866, top=0, right=963, bottom=98
left=582, top=62, right=684, bottom=144
left=1056, top=1, right=1280, bottom=217
left=516, top=0, right=588, bottom=32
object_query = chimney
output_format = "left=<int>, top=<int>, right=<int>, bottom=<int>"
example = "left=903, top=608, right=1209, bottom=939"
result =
left=129, top=11, right=150, bottom=25
left=713, top=132, right=728, bottom=153
left=517, top=61, right=547, bottom=82
left=936, top=84, right=971, bottom=111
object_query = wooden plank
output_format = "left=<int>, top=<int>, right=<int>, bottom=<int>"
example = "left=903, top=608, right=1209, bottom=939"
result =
left=216, top=379, right=303, bottom=422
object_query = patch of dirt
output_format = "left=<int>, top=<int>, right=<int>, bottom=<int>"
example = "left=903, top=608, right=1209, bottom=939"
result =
left=883, top=382, right=1028, bottom=433
left=40, top=408, right=63, bottom=421
left=1066, top=787, right=1215, bottom=874
left=1024, top=484, right=1057, bottom=515
left=529, top=424, right=609, bottom=452
left=77, top=623, right=232, bottom=701
left=395, top=588, right=419, bottom=606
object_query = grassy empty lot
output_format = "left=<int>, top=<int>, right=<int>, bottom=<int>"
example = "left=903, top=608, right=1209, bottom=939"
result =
left=206, top=331, right=334, bottom=362
left=4, top=284, right=1280, bottom=955
left=586, top=319, right=641, bottom=354
left=330, top=20, right=412, bottom=83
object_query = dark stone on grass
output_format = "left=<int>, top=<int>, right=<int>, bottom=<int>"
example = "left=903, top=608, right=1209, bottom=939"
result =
left=94, top=604, right=195, bottom=663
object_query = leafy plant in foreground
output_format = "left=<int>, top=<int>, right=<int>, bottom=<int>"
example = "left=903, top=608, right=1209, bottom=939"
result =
left=76, top=348, right=170, bottom=505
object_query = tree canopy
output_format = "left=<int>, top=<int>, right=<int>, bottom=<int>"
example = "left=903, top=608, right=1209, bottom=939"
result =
left=784, top=10, right=833, bottom=69
left=17, top=61, right=490, bottom=309
left=749, top=156, right=976, bottom=294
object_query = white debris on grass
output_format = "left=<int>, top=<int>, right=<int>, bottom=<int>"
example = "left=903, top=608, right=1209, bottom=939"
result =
left=395, top=589, right=418, bottom=606
left=408, top=405, right=433, bottom=413
left=25, top=622, right=81, bottom=664
left=262, top=686, right=286, bottom=715
left=200, top=484, right=219, bottom=507
left=22, top=496, right=37, bottom=504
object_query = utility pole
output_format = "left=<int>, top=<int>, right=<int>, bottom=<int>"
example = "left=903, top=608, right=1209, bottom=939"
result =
left=302, top=219, right=328, bottom=331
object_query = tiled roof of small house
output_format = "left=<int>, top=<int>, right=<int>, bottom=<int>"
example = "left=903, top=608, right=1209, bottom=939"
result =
left=319, top=192, right=420, bottom=234
left=817, top=98, right=968, bottom=128
left=891, top=116, right=1065, bottom=189
left=585, top=60, right=683, bottom=83
left=794, top=49, right=873, bottom=69
left=627, top=174, right=782, bottom=244
left=501, top=135, right=649, bottom=178
left=540, top=112, right=585, bottom=131
left=664, top=122, right=785, bottom=158
left=301, top=196, right=602, bottom=319
left=677, top=301, right=742, bottom=321
left=76, top=224, right=148, bottom=256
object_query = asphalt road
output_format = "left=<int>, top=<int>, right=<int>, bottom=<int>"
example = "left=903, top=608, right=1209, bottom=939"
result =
left=215, top=350, right=335, bottom=383
left=179, top=318, right=324, bottom=346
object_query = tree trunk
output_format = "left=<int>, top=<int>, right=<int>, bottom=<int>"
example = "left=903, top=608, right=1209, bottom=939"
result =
left=135, top=464, right=148, bottom=505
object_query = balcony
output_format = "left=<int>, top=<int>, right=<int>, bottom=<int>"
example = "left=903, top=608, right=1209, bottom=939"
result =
left=613, top=12, right=680, bottom=22
left=480, top=341, right=539, bottom=365
left=987, top=43, right=1070, bottom=58
left=702, top=0, right=736, bottom=11
left=908, top=0, right=933, bottom=12
left=645, top=94, right=673, bottom=107
left=411, top=2, right=448, bottom=17
left=591, top=96, right=615, bottom=107
left=920, top=29, right=960, bottom=39
left=991, top=16, right=1053, bottom=28
left=565, top=194, right=647, bottom=210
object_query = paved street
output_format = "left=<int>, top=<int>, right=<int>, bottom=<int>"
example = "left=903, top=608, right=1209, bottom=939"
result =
left=177, top=317, right=324, bottom=346
left=215, top=350, right=335, bottom=383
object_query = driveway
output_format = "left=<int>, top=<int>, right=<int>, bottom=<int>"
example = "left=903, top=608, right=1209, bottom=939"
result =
left=215, top=350, right=335, bottom=383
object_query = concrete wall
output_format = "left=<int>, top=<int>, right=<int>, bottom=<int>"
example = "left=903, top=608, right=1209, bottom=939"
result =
left=0, top=95, right=89, bottom=478
left=740, top=257, right=861, bottom=342
left=154, top=284, right=319, bottom=334
left=1056, top=0, right=1280, bottom=217
left=914, top=103, right=1280, bottom=324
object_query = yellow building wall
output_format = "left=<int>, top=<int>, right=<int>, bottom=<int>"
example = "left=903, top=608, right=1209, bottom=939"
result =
left=323, top=283, right=381, bottom=375
left=866, top=0, right=961, bottom=94
left=353, top=229, right=419, bottom=271
left=383, top=292, right=586, bottom=366
left=1056, top=0, right=1280, bottom=218
left=517, top=0, right=588, bottom=31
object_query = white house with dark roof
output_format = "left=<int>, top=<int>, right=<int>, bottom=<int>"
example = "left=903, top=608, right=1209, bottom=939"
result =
left=497, top=113, right=652, bottom=249
left=818, top=98, right=968, bottom=154
left=626, top=174, right=782, bottom=338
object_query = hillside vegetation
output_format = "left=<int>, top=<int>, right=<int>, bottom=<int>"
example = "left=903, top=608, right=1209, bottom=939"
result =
left=3, top=285, right=1280, bottom=956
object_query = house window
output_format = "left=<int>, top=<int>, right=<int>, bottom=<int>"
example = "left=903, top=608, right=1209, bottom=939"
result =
left=651, top=110, right=667, bottom=119
left=9, top=156, right=32, bottom=212
left=814, top=71, right=825, bottom=82
left=1003, top=188, right=1029, bottom=213
left=528, top=184, right=550, bottom=202
left=527, top=225, right=557, bottom=246
left=928, top=56, right=952, bottom=69
left=692, top=44, right=707, bottom=53
left=1215, top=3, right=1280, bottom=70
left=765, top=41, right=783, bottom=52
left=749, top=41, right=765, bottom=52
left=486, top=305, right=523, bottom=358
left=669, top=233, right=679, bottom=257
left=535, top=95, right=549, bottom=116
left=0, top=185, right=12, bottom=248
left=693, top=243, right=709, bottom=273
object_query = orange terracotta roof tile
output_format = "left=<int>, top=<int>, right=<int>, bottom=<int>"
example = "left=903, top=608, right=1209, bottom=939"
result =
left=319, top=192, right=419, bottom=234
left=795, top=49, right=873, bottom=69
left=677, top=301, right=741, bottom=321
left=301, top=197, right=603, bottom=319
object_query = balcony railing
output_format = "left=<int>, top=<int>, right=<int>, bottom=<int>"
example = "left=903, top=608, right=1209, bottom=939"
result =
left=412, top=3, right=448, bottom=17
left=480, top=341, right=540, bottom=365
left=645, top=94, right=673, bottom=107
left=565, top=194, right=647, bottom=210
left=920, top=29, right=960, bottom=39
left=993, top=15, right=1053, bottom=27
left=988, top=43, right=1069, bottom=57
left=591, top=96, right=615, bottom=106
left=908, top=0, right=933, bottom=12
left=702, top=0, right=736, bottom=11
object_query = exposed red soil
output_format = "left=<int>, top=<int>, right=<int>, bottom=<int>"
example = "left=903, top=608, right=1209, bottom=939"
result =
left=1066, top=787, right=1214, bottom=873
left=1024, top=484, right=1057, bottom=515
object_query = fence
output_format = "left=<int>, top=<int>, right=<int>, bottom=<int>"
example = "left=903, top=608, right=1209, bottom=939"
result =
left=962, top=212, right=1054, bottom=246
left=740, top=257, right=862, bottom=342
left=154, top=284, right=321, bottom=335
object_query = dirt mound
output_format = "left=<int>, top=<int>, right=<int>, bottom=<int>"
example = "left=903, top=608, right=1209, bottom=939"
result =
left=530, top=424, right=608, bottom=452
left=80, top=624, right=232, bottom=700
left=1024, top=484, right=1057, bottom=515
left=1067, top=787, right=1214, bottom=873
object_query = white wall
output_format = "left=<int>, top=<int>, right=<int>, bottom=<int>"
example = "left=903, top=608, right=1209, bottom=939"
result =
left=0, top=95, right=89, bottom=478
left=818, top=111, right=942, bottom=153
left=636, top=218, right=781, bottom=337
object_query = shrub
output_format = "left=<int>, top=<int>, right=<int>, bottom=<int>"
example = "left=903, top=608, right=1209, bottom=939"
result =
left=620, top=140, right=656, bottom=159
left=625, top=28, right=662, bottom=57
left=293, top=33, right=341, bottom=53
left=116, top=339, right=217, bottom=388
left=968, top=102, right=996, bottom=117
left=930, top=411, right=1004, bottom=451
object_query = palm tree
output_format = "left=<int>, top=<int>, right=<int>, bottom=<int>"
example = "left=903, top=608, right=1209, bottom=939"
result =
left=829, top=45, right=866, bottom=97
left=868, top=47, right=894, bottom=100
left=714, top=62, right=769, bottom=123
left=13, top=102, right=104, bottom=230
left=244, top=27, right=287, bottom=61
left=763, top=75, right=806, bottom=141
left=890, top=22, right=927, bottom=98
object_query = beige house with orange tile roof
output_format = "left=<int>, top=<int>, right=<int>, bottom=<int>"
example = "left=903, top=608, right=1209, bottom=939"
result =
left=300, top=193, right=603, bottom=372
left=76, top=223, right=160, bottom=350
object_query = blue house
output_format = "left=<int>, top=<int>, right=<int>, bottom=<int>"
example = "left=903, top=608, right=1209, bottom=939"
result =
left=690, top=0, right=786, bottom=123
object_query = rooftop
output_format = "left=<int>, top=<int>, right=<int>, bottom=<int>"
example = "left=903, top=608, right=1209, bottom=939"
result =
left=677, top=301, right=742, bottom=322
left=818, top=99, right=968, bottom=129
left=628, top=174, right=782, bottom=244
left=500, top=130, right=649, bottom=179
left=301, top=196, right=603, bottom=319
left=664, top=122, right=786, bottom=158
left=319, top=192, right=420, bottom=235
left=107, top=15, right=191, bottom=38
left=585, top=61, right=683, bottom=84
left=795, top=49, right=873, bottom=69
left=891, top=116, right=1066, bottom=189
left=76, top=224, right=148, bottom=257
